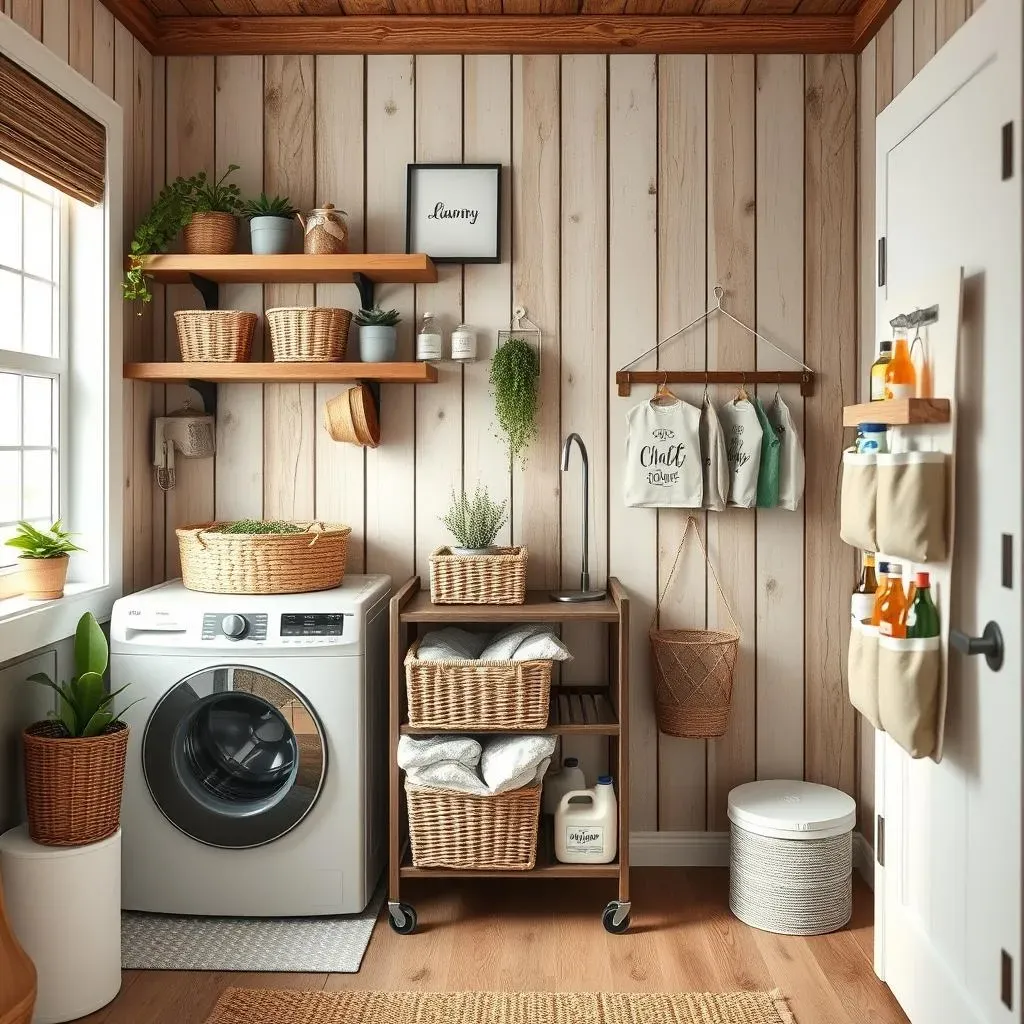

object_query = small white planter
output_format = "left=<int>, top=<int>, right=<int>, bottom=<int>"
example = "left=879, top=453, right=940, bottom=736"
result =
left=450, top=546, right=499, bottom=557
left=358, top=325, right=397, bottom=362
left=249, top=216, right=295, bottom=255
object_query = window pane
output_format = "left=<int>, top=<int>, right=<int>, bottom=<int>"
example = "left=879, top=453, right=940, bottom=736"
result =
left=23, top=195, right=53, bottom=280
left=0, top=162, right=23, bottom=188
left=0, top=185, right=21, bottom=271
left=22, top=449, right=52, bottom=521
left=0, top=374, right=20, bottom=446
left=0, top=523, right=17, bottom=569
left=22, top=376, right=52, bottom=447
left=0, top=451, right=19, bottom=521
left=0, top=270, right=22, bottom=351
left=22, top=278, right=53, bottom=356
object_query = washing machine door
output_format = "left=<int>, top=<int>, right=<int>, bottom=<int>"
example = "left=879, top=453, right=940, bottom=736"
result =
left=142, top=665, right=327, bottom=849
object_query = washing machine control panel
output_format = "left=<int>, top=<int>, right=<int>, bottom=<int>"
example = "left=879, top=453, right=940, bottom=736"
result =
left=202, top=613, right=268, bottom=641
left=280, top=612, right=345, bottom=637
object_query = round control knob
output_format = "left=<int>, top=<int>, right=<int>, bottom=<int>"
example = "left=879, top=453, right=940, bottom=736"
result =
left=221, top=613, right=248, bottom=640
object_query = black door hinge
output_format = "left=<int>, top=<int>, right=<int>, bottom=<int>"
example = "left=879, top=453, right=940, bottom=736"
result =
left=876, top=814, right=885, bottom=867
left=1002, top=123, right=1014, bottom=180
left=1001, top=950, right=1013, bottom=1009
left=878, top=237, right=886, bottom=288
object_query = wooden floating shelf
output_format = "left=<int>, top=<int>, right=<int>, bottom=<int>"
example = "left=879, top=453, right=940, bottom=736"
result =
left=137, top=253, right=437, bottom=285
left=399, top=589, right=620, bottom=623
left=123, top=361, right=439, bottom=385
left=842, top=398, right=951, bottom=427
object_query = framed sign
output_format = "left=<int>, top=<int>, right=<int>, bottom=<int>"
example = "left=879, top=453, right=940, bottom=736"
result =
left=406, top=163, right=502, bottom=264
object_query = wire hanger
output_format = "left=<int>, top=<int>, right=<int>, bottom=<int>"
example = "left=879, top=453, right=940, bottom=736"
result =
left=650, top=371, right=680, bottom=407
left=734, top=373, right=750, bottom=404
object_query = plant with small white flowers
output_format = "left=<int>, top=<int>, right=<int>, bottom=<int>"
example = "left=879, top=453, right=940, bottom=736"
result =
left=441, top=485, right=509, bottom=553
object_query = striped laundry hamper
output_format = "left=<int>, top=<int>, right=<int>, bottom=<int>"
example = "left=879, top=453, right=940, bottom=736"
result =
left=728, top=780, right=857, bottom=936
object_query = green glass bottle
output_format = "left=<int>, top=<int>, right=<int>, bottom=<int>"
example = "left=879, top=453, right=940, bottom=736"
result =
left=906, top=571, right=940, bottom=639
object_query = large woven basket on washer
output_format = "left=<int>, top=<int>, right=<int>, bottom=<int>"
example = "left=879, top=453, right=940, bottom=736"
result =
left=650, top=516, right=740, bottom=738
left=429, top=546, right=527, bottom=605
left=174, top=310, right=257, bottom=362
left=728, top=780, right=856, bottom=936
left=404, top=638, right=551, bottom=730
left=405, top=781, right=541, bottom=871
left=266, top=307, right=351, bottom=361
left=176, top=521, right=351, bottom=594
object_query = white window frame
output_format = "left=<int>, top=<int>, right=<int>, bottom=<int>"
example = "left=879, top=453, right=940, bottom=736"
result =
left=0, top=17, right=123, bottom=660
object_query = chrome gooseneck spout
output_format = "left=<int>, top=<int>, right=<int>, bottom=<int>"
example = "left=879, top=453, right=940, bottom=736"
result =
left=550, top=433, right=607, bottom=603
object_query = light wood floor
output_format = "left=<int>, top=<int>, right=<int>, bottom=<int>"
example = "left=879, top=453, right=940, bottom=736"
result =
left=81, top=868, right=908, bottom=1024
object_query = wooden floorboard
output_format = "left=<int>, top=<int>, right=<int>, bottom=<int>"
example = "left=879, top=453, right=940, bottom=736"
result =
left=80, top=868, right=906, bottom=1024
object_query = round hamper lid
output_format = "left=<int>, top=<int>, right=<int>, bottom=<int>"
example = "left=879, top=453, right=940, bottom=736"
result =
left=728, top=781, right=856, bottom=841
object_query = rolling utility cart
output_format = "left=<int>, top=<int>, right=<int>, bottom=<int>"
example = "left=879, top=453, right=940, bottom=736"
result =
left=387, top=576, right=631, bottom=934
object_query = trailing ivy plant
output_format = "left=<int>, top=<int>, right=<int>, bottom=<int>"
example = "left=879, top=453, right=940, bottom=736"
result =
left=489, top=337, right=540, bottom=465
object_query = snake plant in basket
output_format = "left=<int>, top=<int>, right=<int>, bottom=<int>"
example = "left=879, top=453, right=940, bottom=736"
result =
left=22, top=612, right=141, bottom=846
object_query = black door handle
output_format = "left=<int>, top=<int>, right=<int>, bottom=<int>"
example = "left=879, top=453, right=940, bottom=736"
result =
left=950, top=621, right=1004, bottom=671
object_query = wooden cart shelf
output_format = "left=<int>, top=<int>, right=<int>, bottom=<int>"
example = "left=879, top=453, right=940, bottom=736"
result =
left=399, top=589, right=620, bottom=623
left=842, top=397, right=951, bottom=427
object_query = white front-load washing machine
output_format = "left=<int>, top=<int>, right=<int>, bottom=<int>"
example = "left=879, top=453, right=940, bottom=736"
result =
left=110, top=575, right=390, bottom=917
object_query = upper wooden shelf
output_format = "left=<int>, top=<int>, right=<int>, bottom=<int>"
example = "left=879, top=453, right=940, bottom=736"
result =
left=137, top=253, right=437, bottom=286
left=123, top=361, right=438, bottom=385
left=843, top=398, right=951, bottom=428
left=399, top=587, right=622, bottom=623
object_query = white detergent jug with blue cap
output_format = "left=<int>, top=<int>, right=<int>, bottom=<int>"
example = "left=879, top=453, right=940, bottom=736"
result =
left=554, top=776, right=617, bottom=864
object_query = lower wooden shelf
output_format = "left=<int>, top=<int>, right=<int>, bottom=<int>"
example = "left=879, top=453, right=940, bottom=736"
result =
left=400, top=850, right=619, bottom=880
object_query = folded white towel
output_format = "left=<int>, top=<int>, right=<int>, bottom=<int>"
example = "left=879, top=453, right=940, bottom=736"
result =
left=478, top=624, right=573, bottom=663
left=397, top=734, right=481, bottom=770
left=480, top=734, right=558, bottom=794
left=415, top=627, right=490, bottom=662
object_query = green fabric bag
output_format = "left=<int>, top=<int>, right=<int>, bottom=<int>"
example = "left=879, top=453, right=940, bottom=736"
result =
left=753, top=396, right=780, bottom=508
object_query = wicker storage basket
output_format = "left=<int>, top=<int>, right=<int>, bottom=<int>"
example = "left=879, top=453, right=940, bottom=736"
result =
left=176, top=521, right=351, bottom=594
left=650, top=517, right=741, bottom=739
left=405, top=781, right=541, bottom=871
left=404, top=638, right=551, bottom=731
left=266, top=307, right=351, bottom=362
left=174, top=310, right=257, bottom=362
left=429, top=546, right=528, bottom=605
left=23, top=720, right=129, bottom=846
left=183, top=211, right=237, bottom=255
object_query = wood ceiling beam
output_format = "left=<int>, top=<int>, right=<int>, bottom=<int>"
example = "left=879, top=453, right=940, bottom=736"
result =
left=149, top=13, right=855, bottom=54
left=96, top=1, right=161, bottom=51
left=850, top=0, right=902, bottom=50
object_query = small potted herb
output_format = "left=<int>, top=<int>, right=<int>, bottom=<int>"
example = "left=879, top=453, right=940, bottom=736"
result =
left=4, top=520, right=82, bottom=600
left=354, top=307, right=401, bottom=362
left=441, top=485, right=509, bottom=556
left=490, top=337, right=540, bottom=465
left=243, top=192, right=297, bottom=255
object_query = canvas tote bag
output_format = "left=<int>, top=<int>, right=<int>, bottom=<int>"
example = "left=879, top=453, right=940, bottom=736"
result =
left=717, top=398, right=762, bottom=508
left=768, top=391, right=805, bottom=511
left=624, top=398, right=703, bottom=508
left=700, top=395, right=730, bottom=512
left=753, top=396, right=781, bottom=508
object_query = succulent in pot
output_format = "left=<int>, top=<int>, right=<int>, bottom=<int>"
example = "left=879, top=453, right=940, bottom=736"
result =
left=243, top=192, right=298, bottom=255
left=354, top=307, right=401, bottom=362
left=4, top=520, right=82, bottom=599
left=441, top=484, right=509, bottom=556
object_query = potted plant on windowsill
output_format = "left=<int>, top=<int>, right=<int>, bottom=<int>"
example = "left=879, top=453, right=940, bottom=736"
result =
left=243, top=192, right=297, bottom=255
left=354, top=307, right=401, bottom=362
left=23, top=612, right=140, bottom=846
left=4, top=520, right=82, bottom=600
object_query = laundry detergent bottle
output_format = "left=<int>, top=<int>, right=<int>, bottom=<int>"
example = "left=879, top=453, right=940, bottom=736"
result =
left=555, top=776, right=618, bottom=865
left=542, top=757, right=586, bottom=816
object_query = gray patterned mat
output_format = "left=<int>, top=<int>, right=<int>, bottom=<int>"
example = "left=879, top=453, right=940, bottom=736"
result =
left=121, top=887, right=383, bottom=973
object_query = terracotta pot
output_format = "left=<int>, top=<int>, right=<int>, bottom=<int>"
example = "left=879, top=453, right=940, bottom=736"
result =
left=18, top=555, right=68, bottom=600
left=183, top=211, right=237, bottom=255
left=0, top=867, right=36, bottom=1024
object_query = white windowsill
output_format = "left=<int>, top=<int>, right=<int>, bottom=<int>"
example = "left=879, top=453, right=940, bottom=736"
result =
left=0, top=582, right=119, bottom=665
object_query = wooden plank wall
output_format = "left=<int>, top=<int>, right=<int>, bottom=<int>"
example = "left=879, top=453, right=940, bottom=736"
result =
left=856, top=0, right=982, bottom=844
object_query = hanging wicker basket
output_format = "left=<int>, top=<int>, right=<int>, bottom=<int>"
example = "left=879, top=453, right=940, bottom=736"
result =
left=650, top=516, right=741, bottom=739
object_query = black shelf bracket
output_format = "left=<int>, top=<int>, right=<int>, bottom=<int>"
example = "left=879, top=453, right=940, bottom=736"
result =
left=187, top=379, right=218, bottom=417
left=353, top=272, right=374, bottom=311
left=366, top=379, right=381, bottom=420
left=187, top=273, right=220, bottom=416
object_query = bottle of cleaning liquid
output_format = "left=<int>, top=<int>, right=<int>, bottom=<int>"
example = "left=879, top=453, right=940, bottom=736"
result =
left=851, top=552, right=878, bottom=623
left=555, top=776, right=617, bottom=865
left=870, top=340, right=893, bottom=401
left=415, top=311, right=443, bottom=361
left=542, top=757, right=586, bottom=816
left=870, top=560, right=890, bottom=626
left=878, top=561, right=909, bottom=639
left=884, top=327, right=916, bottom=400
left=906, top=571, right=940, bottom=638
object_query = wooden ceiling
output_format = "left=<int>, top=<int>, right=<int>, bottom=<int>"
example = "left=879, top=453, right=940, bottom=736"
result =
left=101, top=0, right=897, bottom=55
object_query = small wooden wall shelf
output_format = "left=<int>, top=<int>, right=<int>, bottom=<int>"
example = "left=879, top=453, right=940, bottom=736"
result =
left=138, top=253, right=437, bottom=285
left=123, top=361, right=438, bottom=385
left=842, top=398, right=950, bottom=427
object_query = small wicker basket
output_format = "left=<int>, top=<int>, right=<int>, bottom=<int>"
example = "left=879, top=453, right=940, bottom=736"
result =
left=176, top=521, right=351, bottom=594
left=183, top=211, right=237, bottom=255
left=174, top=309, right=257, bottom=362
left=429, top=546, right=528, bottom=605
left=266, top=307, right=351, bottom=362
left=405, top=781, right=541, bottom=871
left=23, top=720, right=129, bottom=846
left=404, top=638, right=551, bottom=731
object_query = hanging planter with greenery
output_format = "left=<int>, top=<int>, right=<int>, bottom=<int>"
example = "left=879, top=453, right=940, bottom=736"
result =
left=489, top=336, right=540, bottom=465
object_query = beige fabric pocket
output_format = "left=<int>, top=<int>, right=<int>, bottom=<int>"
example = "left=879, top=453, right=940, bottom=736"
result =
left=839, top=451, right=877, bottom=551
left=878, top=636, right=941, bottom=759
left=876, top=452, right=948, bottom=562
left=847, top=620, right=881, bottom=730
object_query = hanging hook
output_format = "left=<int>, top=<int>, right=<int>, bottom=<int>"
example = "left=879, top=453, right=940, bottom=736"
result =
left=713, top=285, right=725, bottom=307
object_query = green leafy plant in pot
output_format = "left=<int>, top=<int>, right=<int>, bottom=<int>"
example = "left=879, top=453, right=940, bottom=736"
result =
left=441, top=485, right=509, bottom=555
left=490, top=337, right=540, bottom=465
left=22, top=612, right=141, bottom=846
left=243, top=192, right=298, bottom=256
left=354, top=307, right=401, bottom=362
left=5, top=520, right=82, bottom=600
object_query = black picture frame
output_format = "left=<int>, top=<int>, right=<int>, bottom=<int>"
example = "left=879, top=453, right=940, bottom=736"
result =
left=406, top=163, right=502, bottom=264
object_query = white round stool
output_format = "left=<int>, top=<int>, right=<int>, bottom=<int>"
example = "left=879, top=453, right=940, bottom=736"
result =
left=0, top=826, right=121, bottom=1024
left=728, top=781, right=856, bottom=936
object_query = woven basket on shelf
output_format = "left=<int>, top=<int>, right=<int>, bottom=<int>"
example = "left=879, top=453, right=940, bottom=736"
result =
left=22, top=720, right=129, bottom=847
left=182, top=211, right=237, bottom=255
left=174, top=310, right=257, bottom=362
left=266, top=307, right=351, bottom=362
left=176, top=521, right=351, bottom=595
left=405, top=782, right=541, bottom=871
left=650, top=516, right=741, bottom=739
left=429, top=546, right=527, bottom=605
left=404, top=638, right=551, bottom=731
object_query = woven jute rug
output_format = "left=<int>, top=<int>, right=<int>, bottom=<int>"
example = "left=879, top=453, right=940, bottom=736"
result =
left=206, top=988, right=798, bottom=1024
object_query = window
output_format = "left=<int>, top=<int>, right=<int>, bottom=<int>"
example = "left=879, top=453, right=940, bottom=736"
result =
left=0, top=158, right=67, bottom=570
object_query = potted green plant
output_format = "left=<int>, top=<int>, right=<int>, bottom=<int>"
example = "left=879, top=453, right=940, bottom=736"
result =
left=354, top=307, right=401, bottom=362
left=23, top=612, right=140, bottom=846
left=490, top=337, right=540, bottom=465
left=243, top=192, right=297, bottom=255
left=441, top=485, right=509, bottom=556
left=4, top=520, right=82, bottom=600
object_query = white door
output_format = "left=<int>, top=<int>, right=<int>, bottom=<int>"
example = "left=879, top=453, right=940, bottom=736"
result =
left=874, top=2, right=1021, bottom=1022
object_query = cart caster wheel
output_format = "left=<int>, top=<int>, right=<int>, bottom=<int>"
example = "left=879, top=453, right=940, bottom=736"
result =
left=388, top=901, right=417, bottom=935
left=602, top=901, right=631, bottom=934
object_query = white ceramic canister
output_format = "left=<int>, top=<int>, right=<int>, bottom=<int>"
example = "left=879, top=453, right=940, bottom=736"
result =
left=554, top=776, right=618, bottom=865
left=542, top=757, right=586, bottom=816
left=450, top=323, right=477, bottom=362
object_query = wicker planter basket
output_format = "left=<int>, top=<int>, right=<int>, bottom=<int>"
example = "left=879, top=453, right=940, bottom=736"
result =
left=405, top=781, right=541, bottom=871
left=404, top=638, right=551, bottom=731
left=174, top=310, right=257, bottom=362
left=266, top=307, right=351, bottom=362
left=176, top=521, right=351, bottom=595
left=23, top=720, right=129, bottom=846
left=183, top=211, right=237, bottom=255
left=429, top=546, right=528, bottom=605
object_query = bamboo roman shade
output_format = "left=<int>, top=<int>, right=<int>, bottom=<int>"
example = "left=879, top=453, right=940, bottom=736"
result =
left=0, top=53, right=105, bottom=206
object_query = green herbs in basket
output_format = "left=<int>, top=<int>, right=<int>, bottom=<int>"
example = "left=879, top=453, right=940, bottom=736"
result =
left=441, top=485, right=508, bottom=552
left=211, top=520, right=305, bottom=535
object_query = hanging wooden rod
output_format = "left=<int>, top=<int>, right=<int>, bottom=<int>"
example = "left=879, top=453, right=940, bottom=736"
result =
left=616, top=370, right=816, bottom=399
